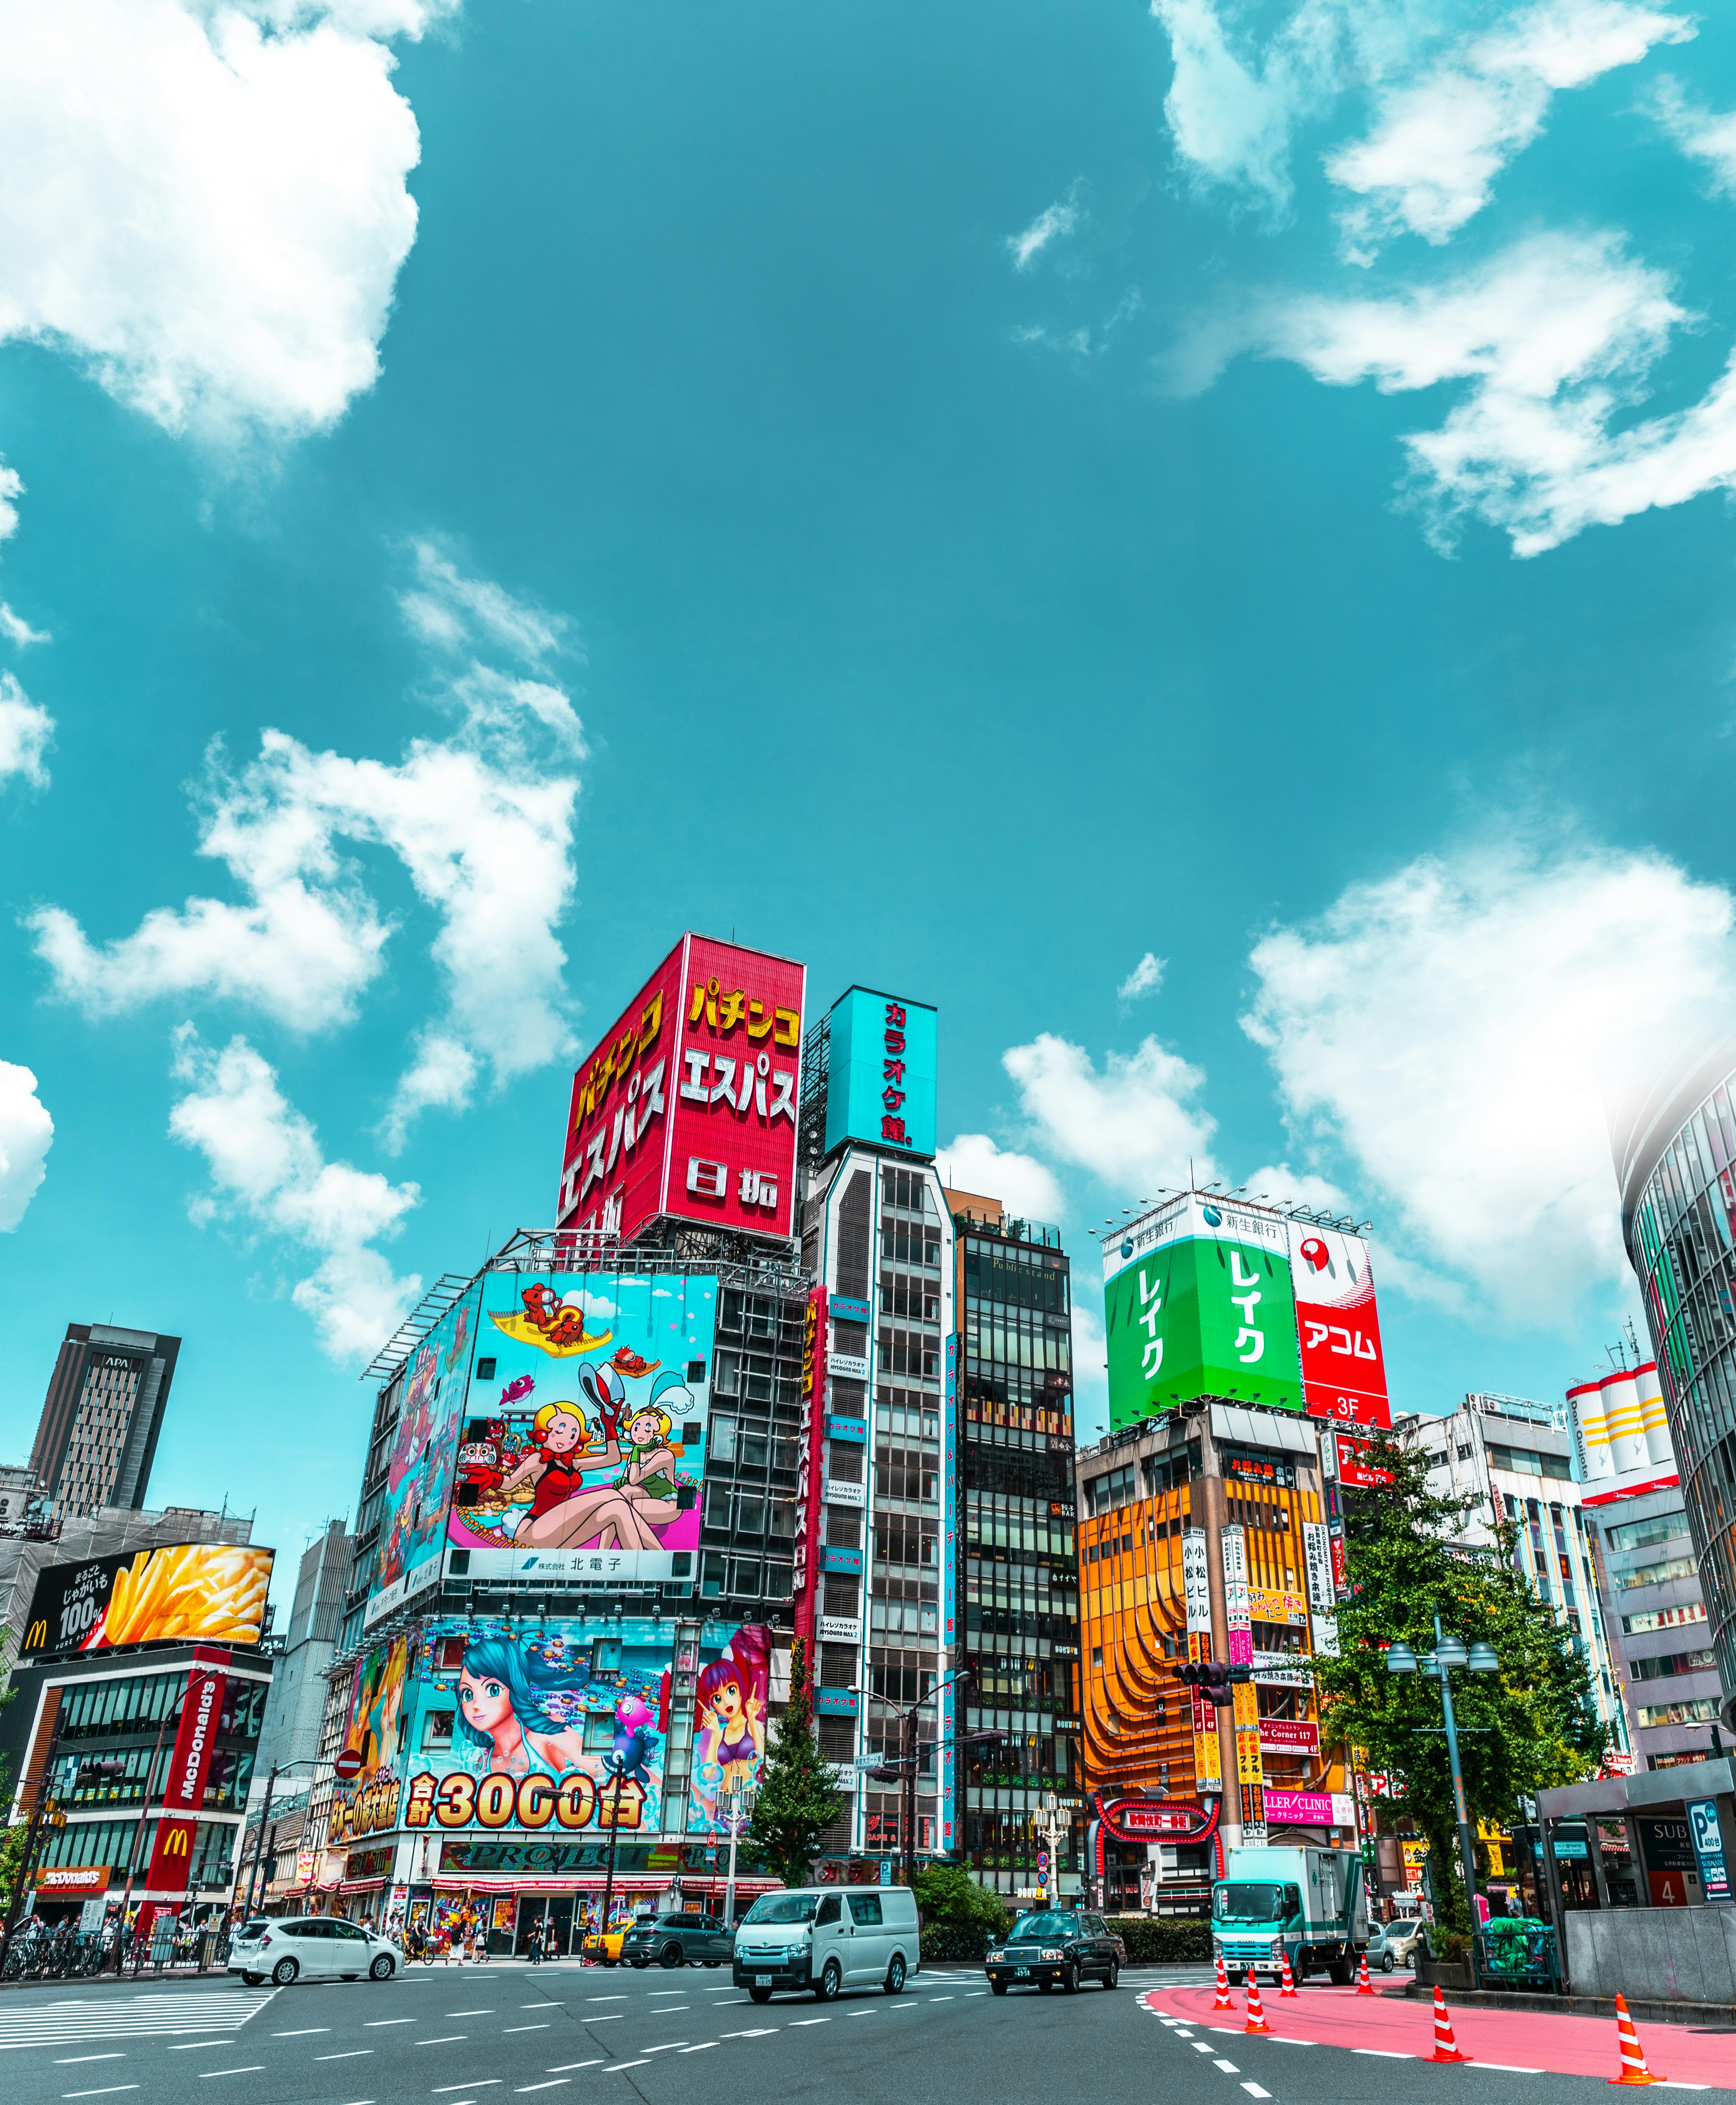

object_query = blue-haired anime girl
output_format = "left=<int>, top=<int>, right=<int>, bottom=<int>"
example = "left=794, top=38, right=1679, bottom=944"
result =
left=455, top=1636, right=593, bottom=1779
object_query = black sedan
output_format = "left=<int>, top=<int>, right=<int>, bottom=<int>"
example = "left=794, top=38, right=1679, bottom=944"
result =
left=985, top=1909, right=1125, bottom=1994
left=620, top=1912, right=733, bottom=1969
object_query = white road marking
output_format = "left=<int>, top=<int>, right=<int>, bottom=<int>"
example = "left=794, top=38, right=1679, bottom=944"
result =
left=62, top=2090, right=139, bottom=2099
left=1352, top=2049, right=1413, bottom=2059
left=168, top=2043, right=234, bottom=2051
left=1242, top=2088, right=1271, bottom=2100
left=318, top=2051, right=374, bottom=2061
left=547, top=2063, right=604, bottom=2073
left=586, top=2015, right=623, bottom=2022
left=677, top=2043, right=719, bottom=2054
left=721, top=2029, right=777, bottom=2038
left=644, top=2006, right=688, bottom=2013
left=603, top=2063, right=649, bottom=2074
left=57, top=2056, right=125, bottom=2064
left=418, top=2037, right=470, bottom=2045
left=503, top=2025, right=550, bottom=2033
left=1193, top=2042, right=1216, bottom=2053
left=515, top=2082, right=570, bottom=2091
left=434, top=2082, right=502, bottom=2092
left=964, top=1992, right=987, bottom=1998
left=1478, top=2066, right=1543, bottom=2075
left=198, top=2068, right=265, bottom=2079
left=1214, top=2060, right=1239, bottom=2073
left=586, top=1998, right=626, bottom=2004
left=448, top=2012, right=495, bottom=2017
left=366, top=2020, right=418, bottom=2027
left=273, top=2029, right=331, bottom=2037
left=927, top=1996, right=954, bottom=2003
left=789, top=2018, right=831, bottom=2026
left=637, top=2045, right=688, bottom=2055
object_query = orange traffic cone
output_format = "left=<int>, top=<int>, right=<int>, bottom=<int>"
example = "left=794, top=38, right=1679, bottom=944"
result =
left=1609, top=1994, right=1656, bottom=2085
left=1278, top=1951, right=1298, bottom=1998
left=1214, top=1954, right=1235, bottom=2010
left=1244, top=1976, right=1271, bottom=2035
left=1357, top=1950, right=1376, bottom=1994
left=1431, top=1985, right=1471, bottom=2065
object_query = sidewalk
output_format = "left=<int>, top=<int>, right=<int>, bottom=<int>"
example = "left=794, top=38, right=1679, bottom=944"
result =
left=1141, top=1979, right=1736, bottom=2087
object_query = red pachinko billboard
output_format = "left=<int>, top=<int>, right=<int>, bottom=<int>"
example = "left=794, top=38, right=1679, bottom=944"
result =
left=1290, top=1226, right=1391, bottom=1429
left=557, top=935, right=805, bottom=1244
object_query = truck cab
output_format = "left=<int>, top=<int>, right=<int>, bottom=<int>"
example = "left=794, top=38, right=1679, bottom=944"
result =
left=1211, top=1846, right=1366, bottom=1986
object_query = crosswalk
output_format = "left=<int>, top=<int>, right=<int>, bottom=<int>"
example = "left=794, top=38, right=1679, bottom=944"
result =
left=0, top=1988, right=277, bottom=2050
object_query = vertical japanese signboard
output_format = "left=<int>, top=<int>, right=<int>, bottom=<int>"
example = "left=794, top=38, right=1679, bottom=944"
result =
left=821, top=987, right=938, bottom=1158
left=1220, top=1527, right=1263, bottom=1839
left=1290, top=1227, right=1391, bottom=1428
left=940, top=1332, right=959, bottom=1851
left=145, top=1647, right=231, bottom=1895
left=792, top=1286, right=828, bottom=1656
left=1182, top=1528, right=1220, bottom=1793
left=558, top=935, right=805, bottom=1242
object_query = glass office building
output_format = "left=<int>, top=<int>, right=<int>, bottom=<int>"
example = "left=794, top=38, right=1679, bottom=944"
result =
left=1615, top=1043, right=1736, bottom=1732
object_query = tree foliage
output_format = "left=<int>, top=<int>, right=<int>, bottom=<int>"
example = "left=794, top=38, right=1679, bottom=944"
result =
left=1312, top=1433, right=1605, bottom=1934
left=746, top=1638, right=843, bottom=1890
left=913, top=1864, right=1008, bottom=1938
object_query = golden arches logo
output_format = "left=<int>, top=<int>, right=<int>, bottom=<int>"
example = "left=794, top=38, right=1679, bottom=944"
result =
left=160, top=1827, right=190, bottom=1856
left=25, top=1621, right=46, bottom=1651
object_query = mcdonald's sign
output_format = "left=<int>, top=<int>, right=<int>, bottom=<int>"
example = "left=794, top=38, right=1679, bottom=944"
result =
left=162, top=1828, right=189, bottom=1855
left=147, top=1817, right=197, bottom=1891
left=25, top=1619, right=47, bottom=1652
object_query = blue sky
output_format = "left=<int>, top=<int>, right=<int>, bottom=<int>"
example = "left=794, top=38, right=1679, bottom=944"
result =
left=6, top=0, right=1736, bottom=1596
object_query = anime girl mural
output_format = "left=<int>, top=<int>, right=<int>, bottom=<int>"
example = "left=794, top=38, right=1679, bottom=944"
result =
left=454, top=1635, right=594, bottom=1779
left=688, top=1625, right=770, bottom=1830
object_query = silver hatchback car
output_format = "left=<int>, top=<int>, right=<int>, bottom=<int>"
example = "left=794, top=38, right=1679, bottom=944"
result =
left=1365, top=1917, right=1426, bottom=1972
left=229, top=1916, right=402, bottom=1986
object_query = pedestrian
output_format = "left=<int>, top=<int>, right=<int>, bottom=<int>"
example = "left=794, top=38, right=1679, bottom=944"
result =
left=528, top=1912, right=542, bottom=1966
left=477, top=1913, right=492, bottom=1963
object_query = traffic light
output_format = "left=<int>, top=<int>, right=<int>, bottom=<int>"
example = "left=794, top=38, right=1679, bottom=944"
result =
left=1174, top=1660, right=1233, bottom=1706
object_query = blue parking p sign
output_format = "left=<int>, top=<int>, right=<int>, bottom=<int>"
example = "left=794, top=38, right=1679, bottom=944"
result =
left=1688, top=1800, right=1731, bottom=1904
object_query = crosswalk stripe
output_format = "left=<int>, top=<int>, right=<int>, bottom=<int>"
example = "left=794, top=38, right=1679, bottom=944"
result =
left=0, top=1992, right=276, bottom=2051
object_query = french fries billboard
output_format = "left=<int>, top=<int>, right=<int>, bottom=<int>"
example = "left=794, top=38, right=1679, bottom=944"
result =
left=19, top=1543, right=274, bottom=1658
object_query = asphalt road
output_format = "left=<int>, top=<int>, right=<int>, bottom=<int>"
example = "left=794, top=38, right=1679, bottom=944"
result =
left=1, top=1958, right=1731, bottom=2105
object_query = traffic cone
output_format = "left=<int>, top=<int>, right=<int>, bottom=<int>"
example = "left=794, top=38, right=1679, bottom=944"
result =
left=1279, top=1951, right=1298, bottom=1998
left=1244, top=1976, right=1271, bottom=2035
left=1357, top=1950, right=1375, bottom=1995
left=1214, top=1954, right=1234, bottom=2010
left=1430, top=1985, right=1471, bottom=2065
left=1609, top=1994, right=1656, bottom=2085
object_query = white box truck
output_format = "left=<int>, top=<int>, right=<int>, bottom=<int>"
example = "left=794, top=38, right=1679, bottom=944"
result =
left=1211, top=1845, right=1368, bottom=1985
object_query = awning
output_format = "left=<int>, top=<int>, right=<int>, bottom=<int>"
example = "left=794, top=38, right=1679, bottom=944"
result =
left=339, top=1878, right=388, bottom=1895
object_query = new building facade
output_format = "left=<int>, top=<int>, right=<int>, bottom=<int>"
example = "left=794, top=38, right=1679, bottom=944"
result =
left=1394, top=1393, right=1628, bottom=1759
left=28, top=1324, right=180, bottom=1522
left=1614, top=1045, right=1736, bottom=1732
left=946, top=1189, right=1081, bottom=1900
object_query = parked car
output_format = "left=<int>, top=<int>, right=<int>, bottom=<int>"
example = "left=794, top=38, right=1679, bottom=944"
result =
left=228, top=1916, right=402, bottom=1986
left=621, top=1912, right=732, bottom=1968
left=732, top=1885, right=920, bottom=2002
left=1365, top=1917, right=1426, bottom=1972
left=984, top=1909, right=1125, bottom=1995
left=581, top=1924, right=630, bottom=1966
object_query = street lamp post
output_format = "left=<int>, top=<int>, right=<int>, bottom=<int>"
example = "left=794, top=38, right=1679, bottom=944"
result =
left=1386, top=1612, right=1500, bottom=1984
left=852, top=1666, right=973, bottom=1888
left=716, top=1782, right=758, bottom=1930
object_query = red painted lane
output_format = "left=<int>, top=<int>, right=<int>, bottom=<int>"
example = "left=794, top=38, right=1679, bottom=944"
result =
left=1139, top=1981, right=1736, bottom=2088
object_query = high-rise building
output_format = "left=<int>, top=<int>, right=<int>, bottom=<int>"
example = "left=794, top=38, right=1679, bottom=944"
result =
left=255, top=1520, right=352, bottom=1781
left=29, top=1323, right=180, bottom=1521
left=1393, top=1393, right=1627, bottom=1758
left=791, top=987, right=955, bottom=1871
left=1612, top=1046, right=1736, bottom=1734
left=1564, top=1364, right=1724, bottom=1768
left=945, top=1187, right=1081, bottom=1901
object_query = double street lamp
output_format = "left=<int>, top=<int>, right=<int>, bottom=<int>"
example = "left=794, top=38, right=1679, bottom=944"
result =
left=1386, top=1612, right=1499, bottom=1978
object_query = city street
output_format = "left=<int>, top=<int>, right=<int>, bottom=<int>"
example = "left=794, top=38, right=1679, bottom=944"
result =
left=0, top=1960, right=1732, bottom=2105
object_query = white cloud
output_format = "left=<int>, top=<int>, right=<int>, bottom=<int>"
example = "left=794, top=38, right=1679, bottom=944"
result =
left=0, top=1060, right=53, bottom=1230
left=1258, top=228, right=1736, bottom=555
left=1001, top=1030, right=1219, bottom=1194
left=1007, top=189, right=1083, bottom=271
left=378, top=1028, right=478, bottom=1153
left=1647, top=76, right=1736, bottom=195
left=0, top=674, right=53, bottom=787
left=938, top=1133, right=1067, bottom=1224
left=169, top=1026, right=421, bottom=1359
left=0, top=605, right=50, bottom=647
left=33, top=716, right=579, bottom=1100
left=0, top=0, right=452, bottom=444
left=1150, top=0, right=1342, bottom=216
left=1241, top=834, right=1736, bottom=1325
left=1327, top=1, right=1692, bottom=258
left=1012, top=289, right=1144, bottom=366
left=1117, top=951, right=1167, bottom=1002
left=398, top=539, right=572, bottom=669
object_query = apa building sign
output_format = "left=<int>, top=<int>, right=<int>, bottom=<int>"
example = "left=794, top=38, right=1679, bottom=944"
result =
left=557, top=934, right=805, bottom=1244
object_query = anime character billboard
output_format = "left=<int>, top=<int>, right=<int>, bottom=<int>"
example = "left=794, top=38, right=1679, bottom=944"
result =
left=373, top=1282, right=483, bottom=1613
left=328, top=1633, right=411, bottom=1844
left=686, top=1623, right=771, bottom=1833
left=401, top=1615, right=672, bottom=1835
left=448, top=1271, right=714, bottom=1586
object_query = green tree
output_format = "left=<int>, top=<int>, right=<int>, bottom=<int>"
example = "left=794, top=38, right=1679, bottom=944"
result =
left=747, top=1638, right=843, bottom=1890
left=913, top=1864, right=1008, bottom=1938
left=1313, top=1433, right=1605, bottom=1936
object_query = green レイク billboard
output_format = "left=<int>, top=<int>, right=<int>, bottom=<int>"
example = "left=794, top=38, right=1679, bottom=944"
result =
left=1105, top=1232, right=1303, bottom=1425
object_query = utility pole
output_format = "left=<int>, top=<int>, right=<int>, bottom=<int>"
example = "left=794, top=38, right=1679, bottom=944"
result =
left=2, top=1703, right=68, bottom=1958
left=595, top=1771, right=627, bottom=1956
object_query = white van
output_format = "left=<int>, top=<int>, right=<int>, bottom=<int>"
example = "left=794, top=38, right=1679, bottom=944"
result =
left=732, top=1884, right=920, bottom=2002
